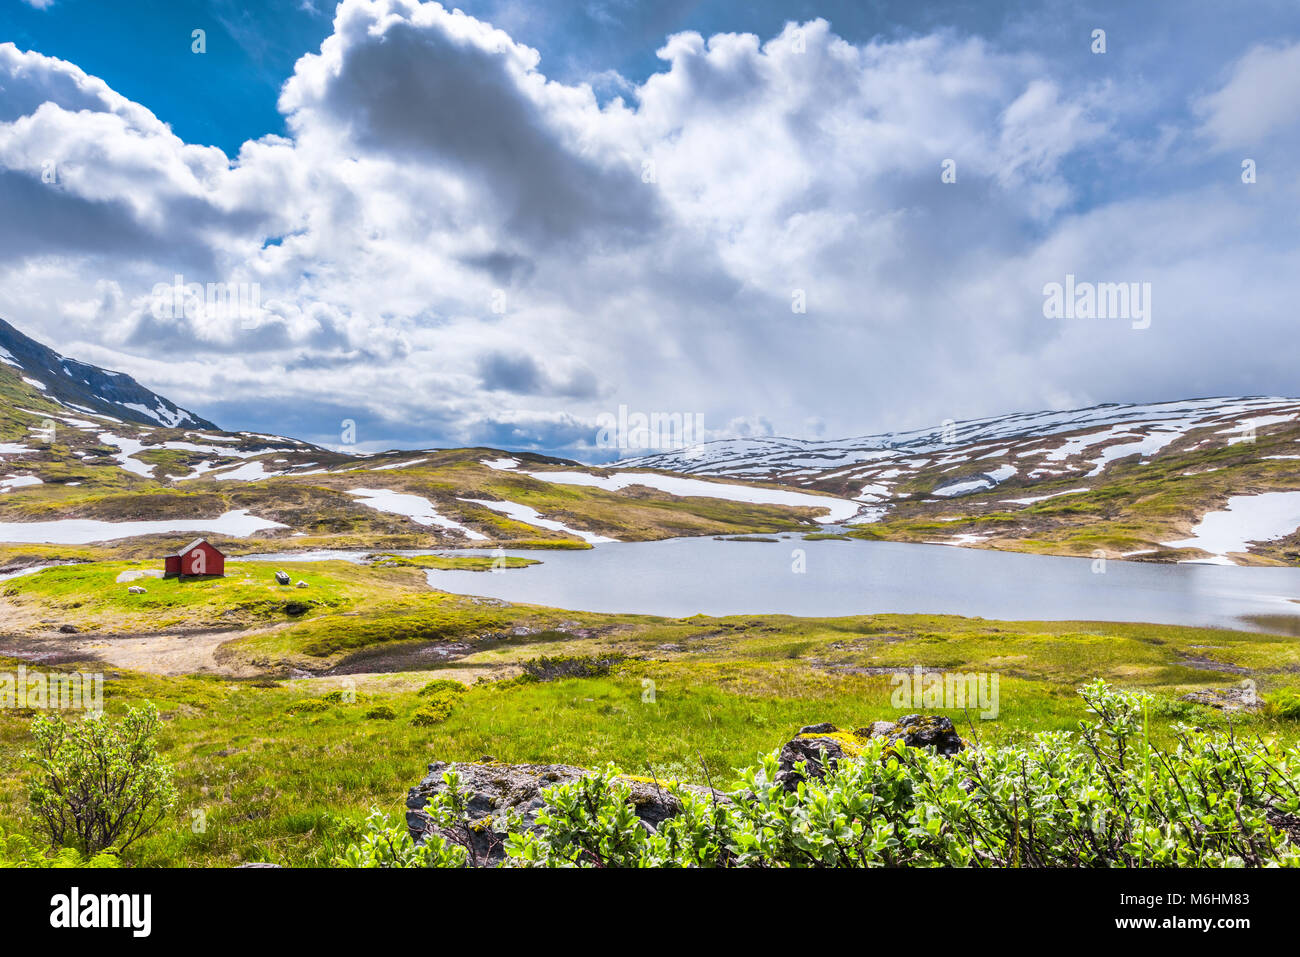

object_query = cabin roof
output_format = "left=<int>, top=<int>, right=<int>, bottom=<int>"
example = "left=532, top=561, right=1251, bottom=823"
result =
left=174, top=538, right=220, bottom=557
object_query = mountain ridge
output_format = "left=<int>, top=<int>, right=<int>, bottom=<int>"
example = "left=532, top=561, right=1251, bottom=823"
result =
left=0, top=317, right=217, bottom=431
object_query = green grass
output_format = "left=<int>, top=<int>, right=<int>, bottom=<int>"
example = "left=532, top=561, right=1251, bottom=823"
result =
left=4, top=557, right=1300, bottom=867
left=1, top=559, right=422, bottom=631
left=1, top=638, right=1294, bottom=867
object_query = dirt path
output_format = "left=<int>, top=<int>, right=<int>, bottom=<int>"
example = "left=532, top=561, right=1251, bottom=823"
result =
left=0, top=622, right=282, bottom=678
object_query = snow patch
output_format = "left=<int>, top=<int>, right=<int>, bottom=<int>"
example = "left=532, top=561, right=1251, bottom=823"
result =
left=347, top=488, right=487, bottom=541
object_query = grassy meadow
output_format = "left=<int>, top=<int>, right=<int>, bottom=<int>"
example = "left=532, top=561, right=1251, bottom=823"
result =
left=2, top=552, right=1298, bottom=866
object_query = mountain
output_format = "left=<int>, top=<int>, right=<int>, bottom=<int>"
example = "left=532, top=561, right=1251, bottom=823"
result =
left=626, top=398, right=1300, bottom=491
left=0, top=317, right=217, bottom=430
left=1, top=316, right=1297, bottom=566
left=0, top=320, right=852, bottom=558
left=628, top=398, right=1300, bottom=564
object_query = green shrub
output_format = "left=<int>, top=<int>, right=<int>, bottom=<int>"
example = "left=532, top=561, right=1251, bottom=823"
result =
left=411, top=699, right=455, bottom=726
left=418, top=679, right=466, bottom=697
left=340, top=681, right=1300, bottom=868
left=287, top=699, right=330, bottom=715
left=1267, top=691, right=1300, bottom=721
left=323, top=689, right=363, bottom=704
left=332, top=809, right=466, bottom=868
left=518, top=654, right=626, bottom=683
left=0, top=826, right=120, bottom=868
left=26, top=703, right=178, bottom=855
left=363, top=705, right=396, bottom=720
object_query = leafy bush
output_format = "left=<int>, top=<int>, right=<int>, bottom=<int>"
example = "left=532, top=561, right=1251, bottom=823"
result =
left=418, top=679, right=466, bottom=697
left=0, top=826, right=120, bottom=868
left=331, top=809, right=466, bottom=868
left=411, top=701, right=454, bottom=726
left=1266, top=691, right=1300, bottom=721
left=288, top=699, right=330, bottom=715
left=411, top=681, right=466, bottom=725
left=27, top=703, right=178, bottom=855
left=518, top=654, right=626, bottom=683
left=363, top=705, right=396, bottom=720
left=340, top=681, right=1300, bottom=868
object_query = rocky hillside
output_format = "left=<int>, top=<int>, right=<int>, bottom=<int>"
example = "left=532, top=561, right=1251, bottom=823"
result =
left=630, top=398, right=1300, bottom=565
left=0, top=318, right=216, bottom=430
left=0, top=321, right=853, bottom=559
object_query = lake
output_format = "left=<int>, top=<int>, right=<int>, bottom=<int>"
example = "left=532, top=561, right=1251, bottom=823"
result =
left=244, top=535, right=1300, bottom=632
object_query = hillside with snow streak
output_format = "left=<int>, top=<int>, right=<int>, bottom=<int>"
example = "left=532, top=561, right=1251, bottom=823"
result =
left=628, top=398, right=1300, bottom=565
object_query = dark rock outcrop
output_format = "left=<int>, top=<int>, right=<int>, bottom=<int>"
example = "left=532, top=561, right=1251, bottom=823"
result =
left=860, top=714, right=966, bottom=755
left=1180, top=687, right=1262, bottom=713
left=776, top=715, right=965, bottom=790
left=406, top=760, right=724, bottom=865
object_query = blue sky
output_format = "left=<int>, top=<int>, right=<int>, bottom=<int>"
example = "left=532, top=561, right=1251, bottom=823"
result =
left=4, top=0, right=1281, bottom=156
left=0, top=0, right=1297, bottom=457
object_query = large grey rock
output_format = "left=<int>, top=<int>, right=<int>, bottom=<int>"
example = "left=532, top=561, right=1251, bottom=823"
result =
left=274, top=570, right=291, bottom=586
left=858, top=714, right=965, bottom=755
left=1180, top=687, right=1262, bottom=713
left=406, top=760, right=724, bottom=865
left=776, top=735, right=847, bottom=790
left=776, top=715, right=965, bottom=790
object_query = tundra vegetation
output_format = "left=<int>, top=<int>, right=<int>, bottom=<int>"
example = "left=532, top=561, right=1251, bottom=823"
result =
left=1, top=554, right=1299, bottom=866
left=338, top=682, right=1300, bottom=868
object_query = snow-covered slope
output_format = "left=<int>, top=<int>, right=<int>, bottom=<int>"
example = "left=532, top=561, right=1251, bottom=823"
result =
left=627, top=397, right=1300, bottom=501
left=0, top=317, right=216, bottom=429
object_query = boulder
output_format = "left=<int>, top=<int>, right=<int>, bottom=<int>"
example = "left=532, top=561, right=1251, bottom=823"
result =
left=858, top=714, right=965, bottom=755
left=127, top=586, right=147, bottom=595
left=407, top=760, right=725, bottom=865
left=295, top=580, right=309, bottom=588
left=274, top=570, right=291, bottom=586
left=1180, top=687, right=1262, bottom=713
left=776, top=715, right=965, bottom=790
left=58, top=624, right=78, bottom=634
left=776, top=734, right=847, bottom=790
left=797, top=722, right=838, bottom=735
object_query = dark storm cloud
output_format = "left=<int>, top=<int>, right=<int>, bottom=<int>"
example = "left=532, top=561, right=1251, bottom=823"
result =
left=0, top=169, right=219, bottom=270
left=287, top=8, right=660, bottom=243
left=476, top=349, right=600, bottom=398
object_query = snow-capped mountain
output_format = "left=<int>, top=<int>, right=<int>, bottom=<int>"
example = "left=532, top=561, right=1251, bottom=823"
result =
left=626, top=397, right=1300, bottom=503
left=0, top=317, right=217, bottom=430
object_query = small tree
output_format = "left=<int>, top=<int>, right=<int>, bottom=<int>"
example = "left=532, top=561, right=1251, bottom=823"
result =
left=27, top=703, right=178, bottom=855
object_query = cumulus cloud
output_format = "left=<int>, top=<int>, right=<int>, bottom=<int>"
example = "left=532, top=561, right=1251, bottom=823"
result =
left=0, top=1, right=1296, bottom=459
left=1195, top=41, right=1300, bottom=149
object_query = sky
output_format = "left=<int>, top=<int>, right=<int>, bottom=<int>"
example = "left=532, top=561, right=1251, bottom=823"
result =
left=0, top=0, right=1297, bottom=460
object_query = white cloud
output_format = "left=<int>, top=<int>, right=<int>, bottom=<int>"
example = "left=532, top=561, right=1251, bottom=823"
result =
left=0, top=2, right=1296, bottom=459
left=1196, top=41, right=1300, bottom=149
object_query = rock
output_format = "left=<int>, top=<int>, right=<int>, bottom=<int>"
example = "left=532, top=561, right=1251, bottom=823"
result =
left=858, top=714, right=965, bottom=755
left=1180, top=687, right=1262, bottom=713
left=797, top=722, right=838, bottom=735
left=235, top=862, right=282, bottom=868
left=295, top=580, right=308, bottom=588
left=407, top=760, right=726, bottom=865
left=777, top=715, right=966, bottom=790
left=776, top=735, right=846, bottom=790
left=127, top=586, right=147, bottom=595
left=58, top=624, right=78, bottom=634
left=275, top=570, right=291, bottom=586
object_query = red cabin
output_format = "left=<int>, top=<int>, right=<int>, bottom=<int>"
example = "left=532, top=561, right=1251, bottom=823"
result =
left=164, top=538, right=225, bottom=579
